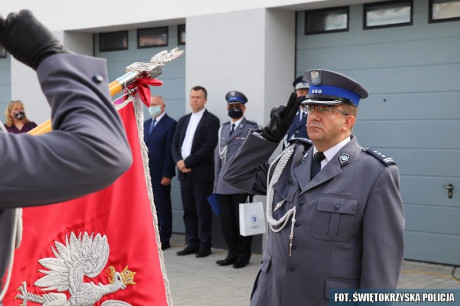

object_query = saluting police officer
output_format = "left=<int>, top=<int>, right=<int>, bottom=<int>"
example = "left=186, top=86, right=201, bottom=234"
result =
left=223, top=70, right=404, bottom=305
left=283, top=75, right=310, bottom=149
left=214, top=91, right=259, bottom=269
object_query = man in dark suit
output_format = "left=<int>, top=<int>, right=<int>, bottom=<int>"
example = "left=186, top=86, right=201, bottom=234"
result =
left=283, top=75, right=310, bottom=149
left=144, top=96, right=177, bottom=250
left=171, top=86, right=220, bottom=258
left=223, top=70, right=404, bottom=306
left=0, top=10, right=132, bottom=301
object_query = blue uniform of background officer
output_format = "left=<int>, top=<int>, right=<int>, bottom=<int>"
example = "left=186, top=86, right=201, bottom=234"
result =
left=283, top=75, right=310, bottom=149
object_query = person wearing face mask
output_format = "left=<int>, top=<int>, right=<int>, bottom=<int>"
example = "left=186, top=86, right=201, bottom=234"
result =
left=213, top=90, right=259, bottom=269
left=3, top=100, right=37, bottom=134
left=143, top=95, right=177, bottom=250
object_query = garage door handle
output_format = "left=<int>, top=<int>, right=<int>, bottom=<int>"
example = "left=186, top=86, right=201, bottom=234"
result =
left=443, top=184, right=453, bottom=198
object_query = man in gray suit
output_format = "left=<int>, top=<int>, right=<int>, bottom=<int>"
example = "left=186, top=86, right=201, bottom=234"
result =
left=223, top=70, right=404, bottom=305
left=214, top=91, right=259, bottom=269
left=0, top=10, right=132, bottom=302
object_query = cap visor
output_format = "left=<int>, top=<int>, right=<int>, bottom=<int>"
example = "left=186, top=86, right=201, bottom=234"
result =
left=301, top=99, right=343, bottom=106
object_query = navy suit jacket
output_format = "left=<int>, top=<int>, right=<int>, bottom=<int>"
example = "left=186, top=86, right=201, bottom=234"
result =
left=143, top=114, right=177, bottom=179
left=171, top=109, right=220, bottom=182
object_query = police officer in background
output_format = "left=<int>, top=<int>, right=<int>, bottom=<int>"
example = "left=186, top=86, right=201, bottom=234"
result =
left=283, top=75, right=310, bottom=149
left=223, top=70, right=404, bottom=305
left=214, top=91, right=259, bottom=269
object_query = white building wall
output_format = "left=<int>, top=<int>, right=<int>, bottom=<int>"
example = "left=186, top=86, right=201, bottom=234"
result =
left=186, top=8, right=294, bottom=125
left=1, top=0, right=356, bottom=31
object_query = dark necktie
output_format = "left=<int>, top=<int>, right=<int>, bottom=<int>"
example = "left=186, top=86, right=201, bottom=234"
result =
left=311, top=152, right=325, bottom=179
left=230, top=123, right=235, bottom=135
left=149, top=119, right=156, bottom=136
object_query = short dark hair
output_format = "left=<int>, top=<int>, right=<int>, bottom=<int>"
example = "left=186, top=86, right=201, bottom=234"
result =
left=191, top=85, right=207, bottom=99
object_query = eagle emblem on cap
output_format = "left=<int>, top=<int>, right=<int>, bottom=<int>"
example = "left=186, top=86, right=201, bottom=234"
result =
left=310, top=70, right=321, bottom=85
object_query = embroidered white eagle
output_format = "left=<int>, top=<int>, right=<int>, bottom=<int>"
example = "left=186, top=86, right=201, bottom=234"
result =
left=16, top=232, right=136, bottom=306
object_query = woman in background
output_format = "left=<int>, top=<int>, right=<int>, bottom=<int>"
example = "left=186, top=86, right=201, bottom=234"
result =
left=4, top=100, right=37, bottom=133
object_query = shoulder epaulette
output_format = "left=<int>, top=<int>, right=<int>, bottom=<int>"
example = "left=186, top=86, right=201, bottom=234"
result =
left=289, top=137, right=313, bottom=149
left=246, top=120, right=259, bottom=127
left=363, top=148, right=396, bottom=166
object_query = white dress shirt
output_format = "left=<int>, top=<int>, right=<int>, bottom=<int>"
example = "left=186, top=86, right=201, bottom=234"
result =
left=181, top=109, right=205, bottom=159
left=313, top=136, right=351, bottom=169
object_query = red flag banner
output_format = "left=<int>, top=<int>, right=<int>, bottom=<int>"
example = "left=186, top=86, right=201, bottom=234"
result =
left=2, top=97, right=171, bottom=305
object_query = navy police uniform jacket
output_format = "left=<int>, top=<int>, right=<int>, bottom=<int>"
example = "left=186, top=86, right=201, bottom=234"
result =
left=223, top=133, right=405, bottom=306
left=214, top=118, right=258, bottom=195
left=284, top=109, right=308, bottom=148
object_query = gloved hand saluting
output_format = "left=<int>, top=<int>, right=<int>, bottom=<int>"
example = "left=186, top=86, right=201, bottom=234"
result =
left=262, top=92, right=305, bottom=143
left=0, top=10, right=69, bottom=70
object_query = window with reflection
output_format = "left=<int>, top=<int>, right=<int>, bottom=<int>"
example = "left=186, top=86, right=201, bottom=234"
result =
left=138, top=27, right=169, bottom=48
left=99, top=31, right=128, bottom=52
left=364, top=0, right=413, bottom=29
left=430, top=0, right=460, bottom=22
left=178, top=24, right=186, bottom=45
left=305, top=7, right=349, bottom=35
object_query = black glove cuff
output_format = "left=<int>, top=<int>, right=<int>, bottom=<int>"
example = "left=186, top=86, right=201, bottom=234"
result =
left=262, top=126, right=281, bottom=143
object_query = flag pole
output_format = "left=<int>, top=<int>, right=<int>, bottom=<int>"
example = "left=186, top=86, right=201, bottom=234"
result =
left=28, top=48, right=184, bottom=136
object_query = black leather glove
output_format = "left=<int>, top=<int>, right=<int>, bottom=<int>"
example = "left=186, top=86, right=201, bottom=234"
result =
left=0, top=10, right=68, bottom=70
left=263, top=92, right=304, bottom=143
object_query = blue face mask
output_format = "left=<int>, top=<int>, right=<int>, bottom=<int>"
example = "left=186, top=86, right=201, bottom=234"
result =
left=148, top=105, right=162, bottom=118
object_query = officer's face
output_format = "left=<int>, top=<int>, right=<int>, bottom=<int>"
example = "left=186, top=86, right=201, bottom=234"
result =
left=296, top=88, right=309, bottom=97
left=306, top=104, right=355, bottom=151
left=189, top=89, right=207, bottom=113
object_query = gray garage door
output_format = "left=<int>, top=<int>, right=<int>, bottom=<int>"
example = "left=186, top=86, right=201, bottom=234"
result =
left=296, top=3, right=460, bottom=265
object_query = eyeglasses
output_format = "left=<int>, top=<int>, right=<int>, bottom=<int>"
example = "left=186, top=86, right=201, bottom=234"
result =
left=305, top=104, right=350, bottom=116
left=227, top=104, right=244, bottom=110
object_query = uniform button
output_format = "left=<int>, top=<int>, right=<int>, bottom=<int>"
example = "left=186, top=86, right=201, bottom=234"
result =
left=287, top=180, right=293, bottom=185
left=288, top=265, right=295, bottom=272
left=299, top=200, right=305, bottom=206
left=292, top=243, right=297, bottom=249
left=334, top=204, right=340, bottom=210
left=295, top=221, right=301, bottom=227
left=92, top=74, right=104, bottom=83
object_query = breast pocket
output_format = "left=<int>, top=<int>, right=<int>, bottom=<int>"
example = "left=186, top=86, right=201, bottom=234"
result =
left=312, top=195, right=358, bottom=241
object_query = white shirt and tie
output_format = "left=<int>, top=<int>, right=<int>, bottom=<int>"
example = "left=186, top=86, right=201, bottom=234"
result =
left=229, top=117, right=243, bottom=136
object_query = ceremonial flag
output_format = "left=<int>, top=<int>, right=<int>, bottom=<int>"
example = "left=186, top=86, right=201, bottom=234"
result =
left=2, top=98, right=172, bottom=305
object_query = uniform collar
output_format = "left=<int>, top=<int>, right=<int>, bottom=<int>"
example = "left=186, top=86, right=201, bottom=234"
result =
left=231, top=116, right=245, bottom=129
left=313, top=136, right=351, bottom=165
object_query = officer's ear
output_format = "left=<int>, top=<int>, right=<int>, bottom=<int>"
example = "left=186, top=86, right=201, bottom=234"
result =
left=343, top=113, right=356, bottom=132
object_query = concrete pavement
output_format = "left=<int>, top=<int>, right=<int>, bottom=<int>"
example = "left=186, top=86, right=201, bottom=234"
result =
left=162, top=234, right=460, bottom=306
